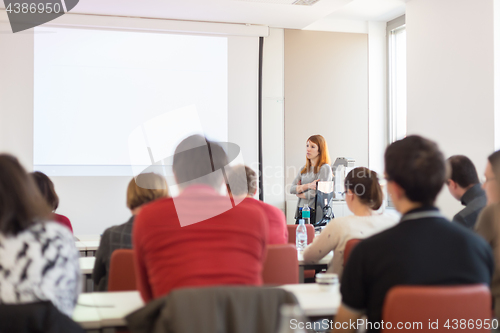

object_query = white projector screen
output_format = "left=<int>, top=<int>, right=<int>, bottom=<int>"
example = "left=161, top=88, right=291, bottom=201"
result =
left=34, top=27, right=258, bottom=177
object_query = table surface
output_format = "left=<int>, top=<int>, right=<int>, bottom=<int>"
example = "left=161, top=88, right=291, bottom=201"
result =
left=73, top=284, right=339, bottom=329
left=75, top=240, right=100, bottom=252
left=73, top=291, right=144, bottom=329
left=298, top=251, right=333, bottom=266
left=280, top=283, right=340, bottom=316
left=80, top=257, right=96, bottom=275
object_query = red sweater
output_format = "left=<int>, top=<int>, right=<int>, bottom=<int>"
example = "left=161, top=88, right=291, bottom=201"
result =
left=53, top=213, right=73, bottom=234
left=133, top=185, right=269, bottom=302
left=247, top=198, right=288, bottom=245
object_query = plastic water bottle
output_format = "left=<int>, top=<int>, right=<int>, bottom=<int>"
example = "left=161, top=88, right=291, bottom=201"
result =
left=302, top=204, right=310, bottom=224
left=296, top=219, right=307, bottom=251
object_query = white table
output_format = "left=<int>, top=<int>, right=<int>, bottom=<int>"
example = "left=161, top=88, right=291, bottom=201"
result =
left=73, top=291, right=144, bottom=331
left=80, top=257, right=96, bottom=275
left=280, top=283, right=340, bottom=317
left=73, top=286, right=339, bottom=330
left=75, top=240, right=100, bottom=257
left=297, top=251, right=333, bottom=283
left=80, top=257, right=96, bottom=292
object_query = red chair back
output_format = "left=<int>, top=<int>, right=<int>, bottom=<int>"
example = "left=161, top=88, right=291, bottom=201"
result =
left=382, top=285, right=491, bottom=332
left=287, top=224, right=315, bottom=245
left=262, top=244, right=299, bottom=285
left=108, top=249, right=137, bottom=292
left=343, top=238, right=361, bottom=264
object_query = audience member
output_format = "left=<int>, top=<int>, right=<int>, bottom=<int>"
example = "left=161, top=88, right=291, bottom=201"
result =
left=226, top=165, right=287, bottom=244
left=31, top=171, right=73, bottom=233
left=446, top=155, right=486, bottom=229
left=475, top=150, right=500, bottom=318
left=303, top=167, right=397, bottom=278
left=93, top=173, right=169, bottom=291
left=0, top=154, right=80, bottom=317
left=333, top=136, right=493, bottom=333
left=133, top=135, right=268, bottom=302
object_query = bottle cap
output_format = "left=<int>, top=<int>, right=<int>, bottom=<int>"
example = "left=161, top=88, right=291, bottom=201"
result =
left=299, top=219, right=305, bottom=224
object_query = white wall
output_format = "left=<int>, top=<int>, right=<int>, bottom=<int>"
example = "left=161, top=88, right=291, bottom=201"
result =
left=406, top=0, right=495, bottom=218
left=368, top=21, right=387, bottom=175
left=262, top=28, right=285, bottom=211
left=284, top=29, right=369, bottom=221
left=0, top=22, right=33, bottom=168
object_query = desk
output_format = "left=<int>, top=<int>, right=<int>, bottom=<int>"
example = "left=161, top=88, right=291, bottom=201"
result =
left=73, top=291, right=144, bottom=331
left=73, top=286, right=339, bottom=331
left=280, top=283, right=340, bottom=317
left=298, top=251, right=333, bottom=283
left=75, top=240, right=100, bottom=257
left=80, top=257, right=96, bottom=292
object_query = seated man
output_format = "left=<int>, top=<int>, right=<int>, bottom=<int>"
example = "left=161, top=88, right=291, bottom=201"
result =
left=226, top=165, right=288, bottom=245
left=133, top=135, right=268, bottom=302
left=446, top=155, right=486, bottom=229
left=333, top=136, right=493, bottom=333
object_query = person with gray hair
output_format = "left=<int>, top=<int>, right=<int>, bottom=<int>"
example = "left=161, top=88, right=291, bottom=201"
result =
left=132, top=135, right=269, bottom=302
left=226, top=165, right=288, bottom=245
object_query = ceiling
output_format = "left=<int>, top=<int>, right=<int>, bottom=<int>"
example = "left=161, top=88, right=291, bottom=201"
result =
left=1, top=0, right=406, bottom=31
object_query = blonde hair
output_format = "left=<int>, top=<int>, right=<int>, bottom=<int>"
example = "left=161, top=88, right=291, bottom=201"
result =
left=301, top=135, right=331, bottom=174
left=127, top=173, right=169, bottom=210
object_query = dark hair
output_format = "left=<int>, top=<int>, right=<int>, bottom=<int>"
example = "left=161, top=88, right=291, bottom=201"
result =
left=447, top=155, right=479, bottom=188
left=344, top=167, right=383, bottom=210
left=226, top=165, right=257, bottom=196
left=384, top=135, right=446, bottom=206
left=488, top=150, right=500, bottom=178
left=31, top=171, right=59, bottom=211
left=0, top=155, right=51, bottom=235
left=173, top=135, right=228, bottom=189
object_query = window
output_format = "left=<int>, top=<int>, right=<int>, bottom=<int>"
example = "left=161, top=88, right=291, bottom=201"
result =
left=388, top=16, right=407, bottom=143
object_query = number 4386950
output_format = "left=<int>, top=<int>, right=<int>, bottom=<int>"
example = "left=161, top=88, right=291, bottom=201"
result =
left=6, top=2, right=62, bottom=14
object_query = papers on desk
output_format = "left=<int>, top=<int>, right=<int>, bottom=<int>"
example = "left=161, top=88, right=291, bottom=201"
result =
left=73, top=291, right=144, bottom=330
left=280, top=283, right=341, bottom=317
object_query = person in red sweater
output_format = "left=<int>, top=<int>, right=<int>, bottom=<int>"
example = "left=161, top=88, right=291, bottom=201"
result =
left=133, top=135, right=269, bottom=302
left=226, top=165, right=288, bottom=245
left=31, top=171, right=73, bottom=233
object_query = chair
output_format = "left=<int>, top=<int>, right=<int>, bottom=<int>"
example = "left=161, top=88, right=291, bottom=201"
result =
left=262, top=244, right=299, bottom=285
left=287, top=224, right=316, bottom=279
left=108, top=249, right=137, bottom=292
left=343, top=238, right=361, bottom=264
left=126, top=286, right=300, bottom=333
left=382, top=285, right=491, bottom=332
left=287, top=224, right=315, bottom=245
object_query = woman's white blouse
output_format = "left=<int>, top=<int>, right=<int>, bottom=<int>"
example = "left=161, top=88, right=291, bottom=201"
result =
left=0, top=222, right=81, bottom=316
left=303, top=214, right=398, bottom=278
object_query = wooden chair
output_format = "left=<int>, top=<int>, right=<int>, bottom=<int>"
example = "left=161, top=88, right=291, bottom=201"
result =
left=343, top=238, right=361, bottom=265
left=382, top=285, right=491, bottom=332
left=262, top=244, right=299, bottom=285
left=108, top=249, right=137, bottom=292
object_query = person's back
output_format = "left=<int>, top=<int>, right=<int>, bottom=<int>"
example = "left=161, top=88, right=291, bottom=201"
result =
left=226, top=165, right=287, bottom=245
left=446, top=155, right=486, bottom=229
left=342, top=209, right=492, bottom=330
left=332, top=136, right=493, bottom=333
left=133, top=185, right=268, bottom=301
left=248, top=198, right=287, bottom=245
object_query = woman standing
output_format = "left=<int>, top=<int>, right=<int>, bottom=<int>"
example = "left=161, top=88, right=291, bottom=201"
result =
left=290, top=135, right=332, bottom=224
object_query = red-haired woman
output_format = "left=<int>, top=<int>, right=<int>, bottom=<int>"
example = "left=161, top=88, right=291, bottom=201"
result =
left=290, top=135, right=332, bottom=224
